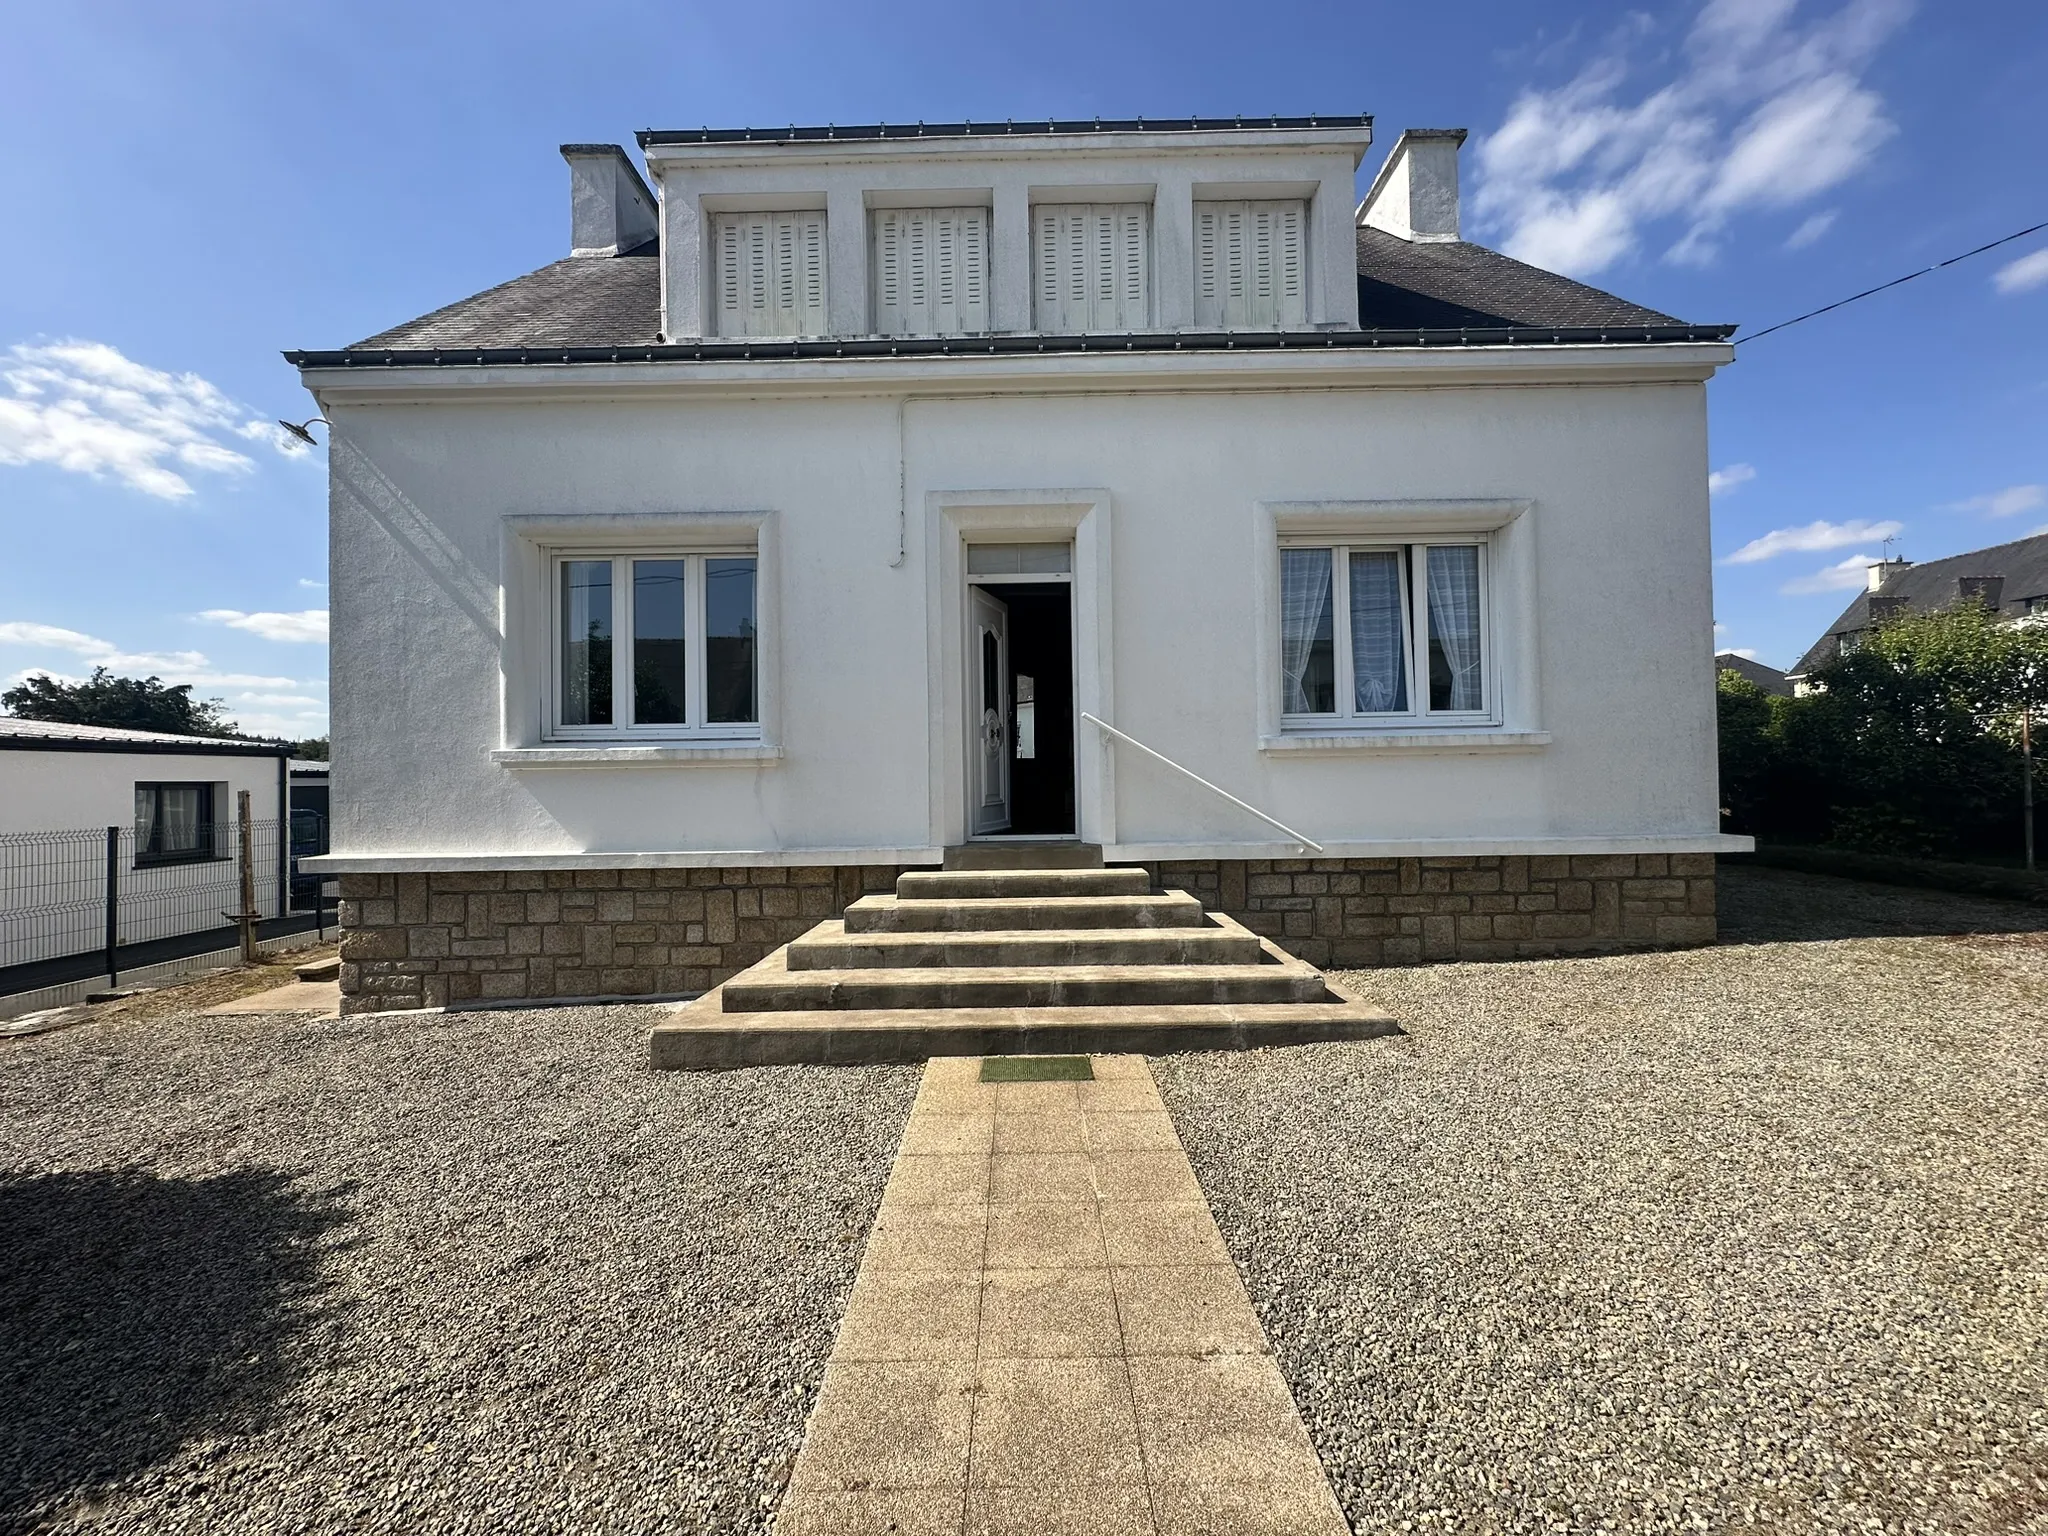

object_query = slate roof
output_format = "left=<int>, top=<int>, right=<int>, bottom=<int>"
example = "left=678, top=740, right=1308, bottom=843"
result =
left=1789, top=531, right=2048, bottom=675
left=1715, top=653, right=1792, bottom=698
left=0, top=718, right=289, bottom=755
left=325, top=221, right=1721, bottom=360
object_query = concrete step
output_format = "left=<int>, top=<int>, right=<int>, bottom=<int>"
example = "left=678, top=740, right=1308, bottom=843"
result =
left=719, top=943, right=1325, bottom=1013
left=293, top=955, right=341, bottom=983
left=943, top=842, right=1104, bottom=870
left=785, top=916, right=1264, bottom=971
left=650, top=987, right=1399, bottom=1069
left=845, top=891, right=1205, bottom=933
left=896, top=867, right=1150, bottom=901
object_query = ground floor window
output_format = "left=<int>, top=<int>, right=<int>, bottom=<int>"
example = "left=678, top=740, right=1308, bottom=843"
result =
left=135, top=782, right=217, bottom=863
left=1280, top=541, right=1491, bottom=726
left=553, top=552, right=758, bottom=737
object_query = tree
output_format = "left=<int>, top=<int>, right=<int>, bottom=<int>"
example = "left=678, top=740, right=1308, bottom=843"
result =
left=292, top=736, right=330, bottom=761
left=0, top=668, right=241, bottom=737
left=1720, top=603, right=2044, bottom=861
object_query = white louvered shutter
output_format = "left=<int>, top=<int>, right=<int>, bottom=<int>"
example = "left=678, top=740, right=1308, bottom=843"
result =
left=1195, top=201, right=1307, bottom=328
left=1033, top=203, right=1150, bottom=332
left=872, top=207, right=989, bottom=335
left=713, top=210, right=828, bottom=337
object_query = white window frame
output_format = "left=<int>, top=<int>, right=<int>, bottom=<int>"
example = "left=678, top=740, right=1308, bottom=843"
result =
left=547, top=550, right=761, bottom=743
left=1276, top=539, right=1495, bottom=730
left=1254, top=499, right=1540, bottom=753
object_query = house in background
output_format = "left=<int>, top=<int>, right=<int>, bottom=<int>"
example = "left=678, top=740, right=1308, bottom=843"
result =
left=0, top=719, right=292, bottom=981
left=289, top=116, right=1744, bottom=1016
left=1714, top=653, right=1791, bottom=697
left=1789, top=531, right=2048, bottom=687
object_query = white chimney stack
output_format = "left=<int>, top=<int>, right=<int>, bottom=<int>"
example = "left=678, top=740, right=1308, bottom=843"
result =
left=561, top=144, right=658, bottom=257
left=1867, top=558, right=1911, bottom=592
left=1357, top=128, right=1468, bottom=243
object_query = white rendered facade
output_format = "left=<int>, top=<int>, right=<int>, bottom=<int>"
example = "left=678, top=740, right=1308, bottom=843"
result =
left=300, top=124, right=1742, bottom=876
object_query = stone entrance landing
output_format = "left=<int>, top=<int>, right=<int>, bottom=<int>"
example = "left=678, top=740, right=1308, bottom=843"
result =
left=774, top=1055, right=1349, bottom=1536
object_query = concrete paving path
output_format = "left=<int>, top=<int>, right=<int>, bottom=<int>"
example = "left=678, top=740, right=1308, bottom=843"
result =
left=776, top=1055, right=1349, bottom=1536
left=203, top=978, right=341, bottom=1015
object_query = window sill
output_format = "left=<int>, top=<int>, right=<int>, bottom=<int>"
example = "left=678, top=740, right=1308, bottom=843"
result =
left=1260, top=730, right=1550, bottom=755
left=494, top=744, right=783, bottom=768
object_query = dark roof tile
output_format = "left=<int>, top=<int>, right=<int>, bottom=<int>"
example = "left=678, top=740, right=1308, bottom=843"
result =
left=1789, top=531, right=2048, bottom=674
left=1354, top=228, right=1683, bottom=329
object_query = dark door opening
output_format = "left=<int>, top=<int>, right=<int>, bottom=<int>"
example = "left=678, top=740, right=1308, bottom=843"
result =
left=993, top=581, right=1075, bottom=836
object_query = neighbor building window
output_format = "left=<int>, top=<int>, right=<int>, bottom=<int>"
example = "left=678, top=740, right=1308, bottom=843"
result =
left=1033, top=203, right=1150, bottom=331
left=135, top=782, right=217, bottom=863
left=872, top=206, right=989, bottom=335
left=1279, top=542, right=1491, bottom=724
left=554, top=553, right=758, bottom=736
left=1196, top=200, right=1307, bottom=328
left=713, top=210, right=827, bottom=337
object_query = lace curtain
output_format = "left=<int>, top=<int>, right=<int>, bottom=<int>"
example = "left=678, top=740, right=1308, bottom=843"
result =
left=1348, top=551, right=1408, bottom=712
left=1426, top=546, right=1484, bottom=711
left=1279, top=549, right=1332, bottom=714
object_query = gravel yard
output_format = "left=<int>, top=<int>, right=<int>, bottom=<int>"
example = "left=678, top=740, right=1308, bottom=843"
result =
left=1154, top=863, right=2048, bottom=1535
left=0, top=1001, right=918, bottom=1535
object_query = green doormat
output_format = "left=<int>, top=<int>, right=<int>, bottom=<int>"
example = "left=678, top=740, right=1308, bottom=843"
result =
left=978, top=1056, right=1095, bottom=1082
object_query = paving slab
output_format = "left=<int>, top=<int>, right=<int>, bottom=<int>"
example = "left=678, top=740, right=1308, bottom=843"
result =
left=202, top=978, right=340, bottom=1016
left=775, top=1054, right=1347, bottom=1536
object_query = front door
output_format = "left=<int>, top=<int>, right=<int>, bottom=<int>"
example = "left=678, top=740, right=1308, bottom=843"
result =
left=970, top=586, right=1011, bottom=834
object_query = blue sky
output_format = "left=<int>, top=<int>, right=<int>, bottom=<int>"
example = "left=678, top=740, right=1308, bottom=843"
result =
left=1, top=0, right=2043, bottom=735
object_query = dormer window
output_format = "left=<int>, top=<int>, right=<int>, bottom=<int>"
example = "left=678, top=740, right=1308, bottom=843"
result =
left=1196, top=200, right=1307, bottom=328
left=1033, top=203, right=1150, bottom=332
left=713, top=210, right=827, bottom=337
left=872, top=207, right=990, bottom=335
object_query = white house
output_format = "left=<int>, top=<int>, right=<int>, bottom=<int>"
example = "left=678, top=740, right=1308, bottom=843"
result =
left=291, top=117, right=1744, bottom=1016
left=0, top=719, right=291, bottom=977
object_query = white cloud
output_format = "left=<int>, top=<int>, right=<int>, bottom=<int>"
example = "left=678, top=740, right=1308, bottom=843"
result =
left=1708, top=462, right=1757, bottom=496
left=199, top=608, right=329, bottom=644
left=1720, top=646, right=1760, bottom=659
left=0, top=621, right=319, bottom=698
left=1786, top=210, right=1837, bottom=249
left=0, top=339, right=306, bottom=501
left=1993, top=248, right=2048, bottom=296
left=1782, top=552, right=1882, bottom=594
left=1723, top=517, right=1903, bottom=563
left=298, top=578, right=328, bottom=590
left=1940, top=484, right=2047, bottom=518
left=1471, top=0, right=1910, bottom=275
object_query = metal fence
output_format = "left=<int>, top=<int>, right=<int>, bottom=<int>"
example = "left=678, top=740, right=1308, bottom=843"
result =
left=0, top=812, right=329, bottom=980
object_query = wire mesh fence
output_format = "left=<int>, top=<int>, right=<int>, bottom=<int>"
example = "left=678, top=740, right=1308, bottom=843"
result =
left=0, top=813, right=329, bottom=976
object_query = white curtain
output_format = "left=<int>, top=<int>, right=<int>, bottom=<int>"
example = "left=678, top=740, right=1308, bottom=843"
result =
left=1280, top=549, right=1332, bottom=714
left=1426, top=546, right=1484, bottom=711
left=1349, top=551, right=1408, bottom=712
left=161, top=786, right=201, bottom=853
left=134, top=788, right=156, bottom=856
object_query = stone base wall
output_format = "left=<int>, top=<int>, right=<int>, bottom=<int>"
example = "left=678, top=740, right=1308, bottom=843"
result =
left=336, top=853, right=1716, bottom=1013
left=1145, top=853, right=1716, bottom=969
left=335, top=866, right=909, bottom=1014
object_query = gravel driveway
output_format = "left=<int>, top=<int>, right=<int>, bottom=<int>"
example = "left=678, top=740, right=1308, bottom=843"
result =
left=0, top=1002, right=918, bottom=1535
left=1154, top=864, right=2048, bottom=1535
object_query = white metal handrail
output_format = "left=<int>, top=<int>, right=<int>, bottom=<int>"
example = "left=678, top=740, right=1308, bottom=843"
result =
left=1080, top=712, right=1325, bottom=854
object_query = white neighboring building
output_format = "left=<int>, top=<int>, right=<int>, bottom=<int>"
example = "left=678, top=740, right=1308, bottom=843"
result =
left=0, top=719, right=291, bottom=972
left=289, top=117, right=1744, bottom=1014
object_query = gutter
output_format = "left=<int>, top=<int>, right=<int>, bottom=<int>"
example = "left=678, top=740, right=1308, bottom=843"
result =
left=283, top=323, right=1738, bottom=372
left=0, top=737, right=294, bottom=758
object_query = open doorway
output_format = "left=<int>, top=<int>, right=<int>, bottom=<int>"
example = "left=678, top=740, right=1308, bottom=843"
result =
left=966, top=546, right=1075, bottom=838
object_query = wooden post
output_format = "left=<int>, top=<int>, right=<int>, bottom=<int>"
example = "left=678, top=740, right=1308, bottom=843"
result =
left=237, top=789, right=257, bottom=964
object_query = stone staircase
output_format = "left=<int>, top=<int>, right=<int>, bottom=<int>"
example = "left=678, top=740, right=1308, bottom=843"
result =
left=649, top=859, right=1395, bottom=1068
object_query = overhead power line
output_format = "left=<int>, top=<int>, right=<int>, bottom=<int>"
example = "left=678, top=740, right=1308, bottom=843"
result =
left=1736, top=220, right=2048, bottom=345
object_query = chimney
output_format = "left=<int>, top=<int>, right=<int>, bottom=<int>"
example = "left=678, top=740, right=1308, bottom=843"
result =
left=560, top=144, right=658, bottom=257
left=1357, top=129, right=1468, bottom=243
left=1866, top=557, right=1911, bottom=593
left=1957, top=575, right=2005, bottom=610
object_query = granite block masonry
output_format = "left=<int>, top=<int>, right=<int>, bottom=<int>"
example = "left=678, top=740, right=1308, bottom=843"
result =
left=336, top=854, right=1715, bottom=1013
